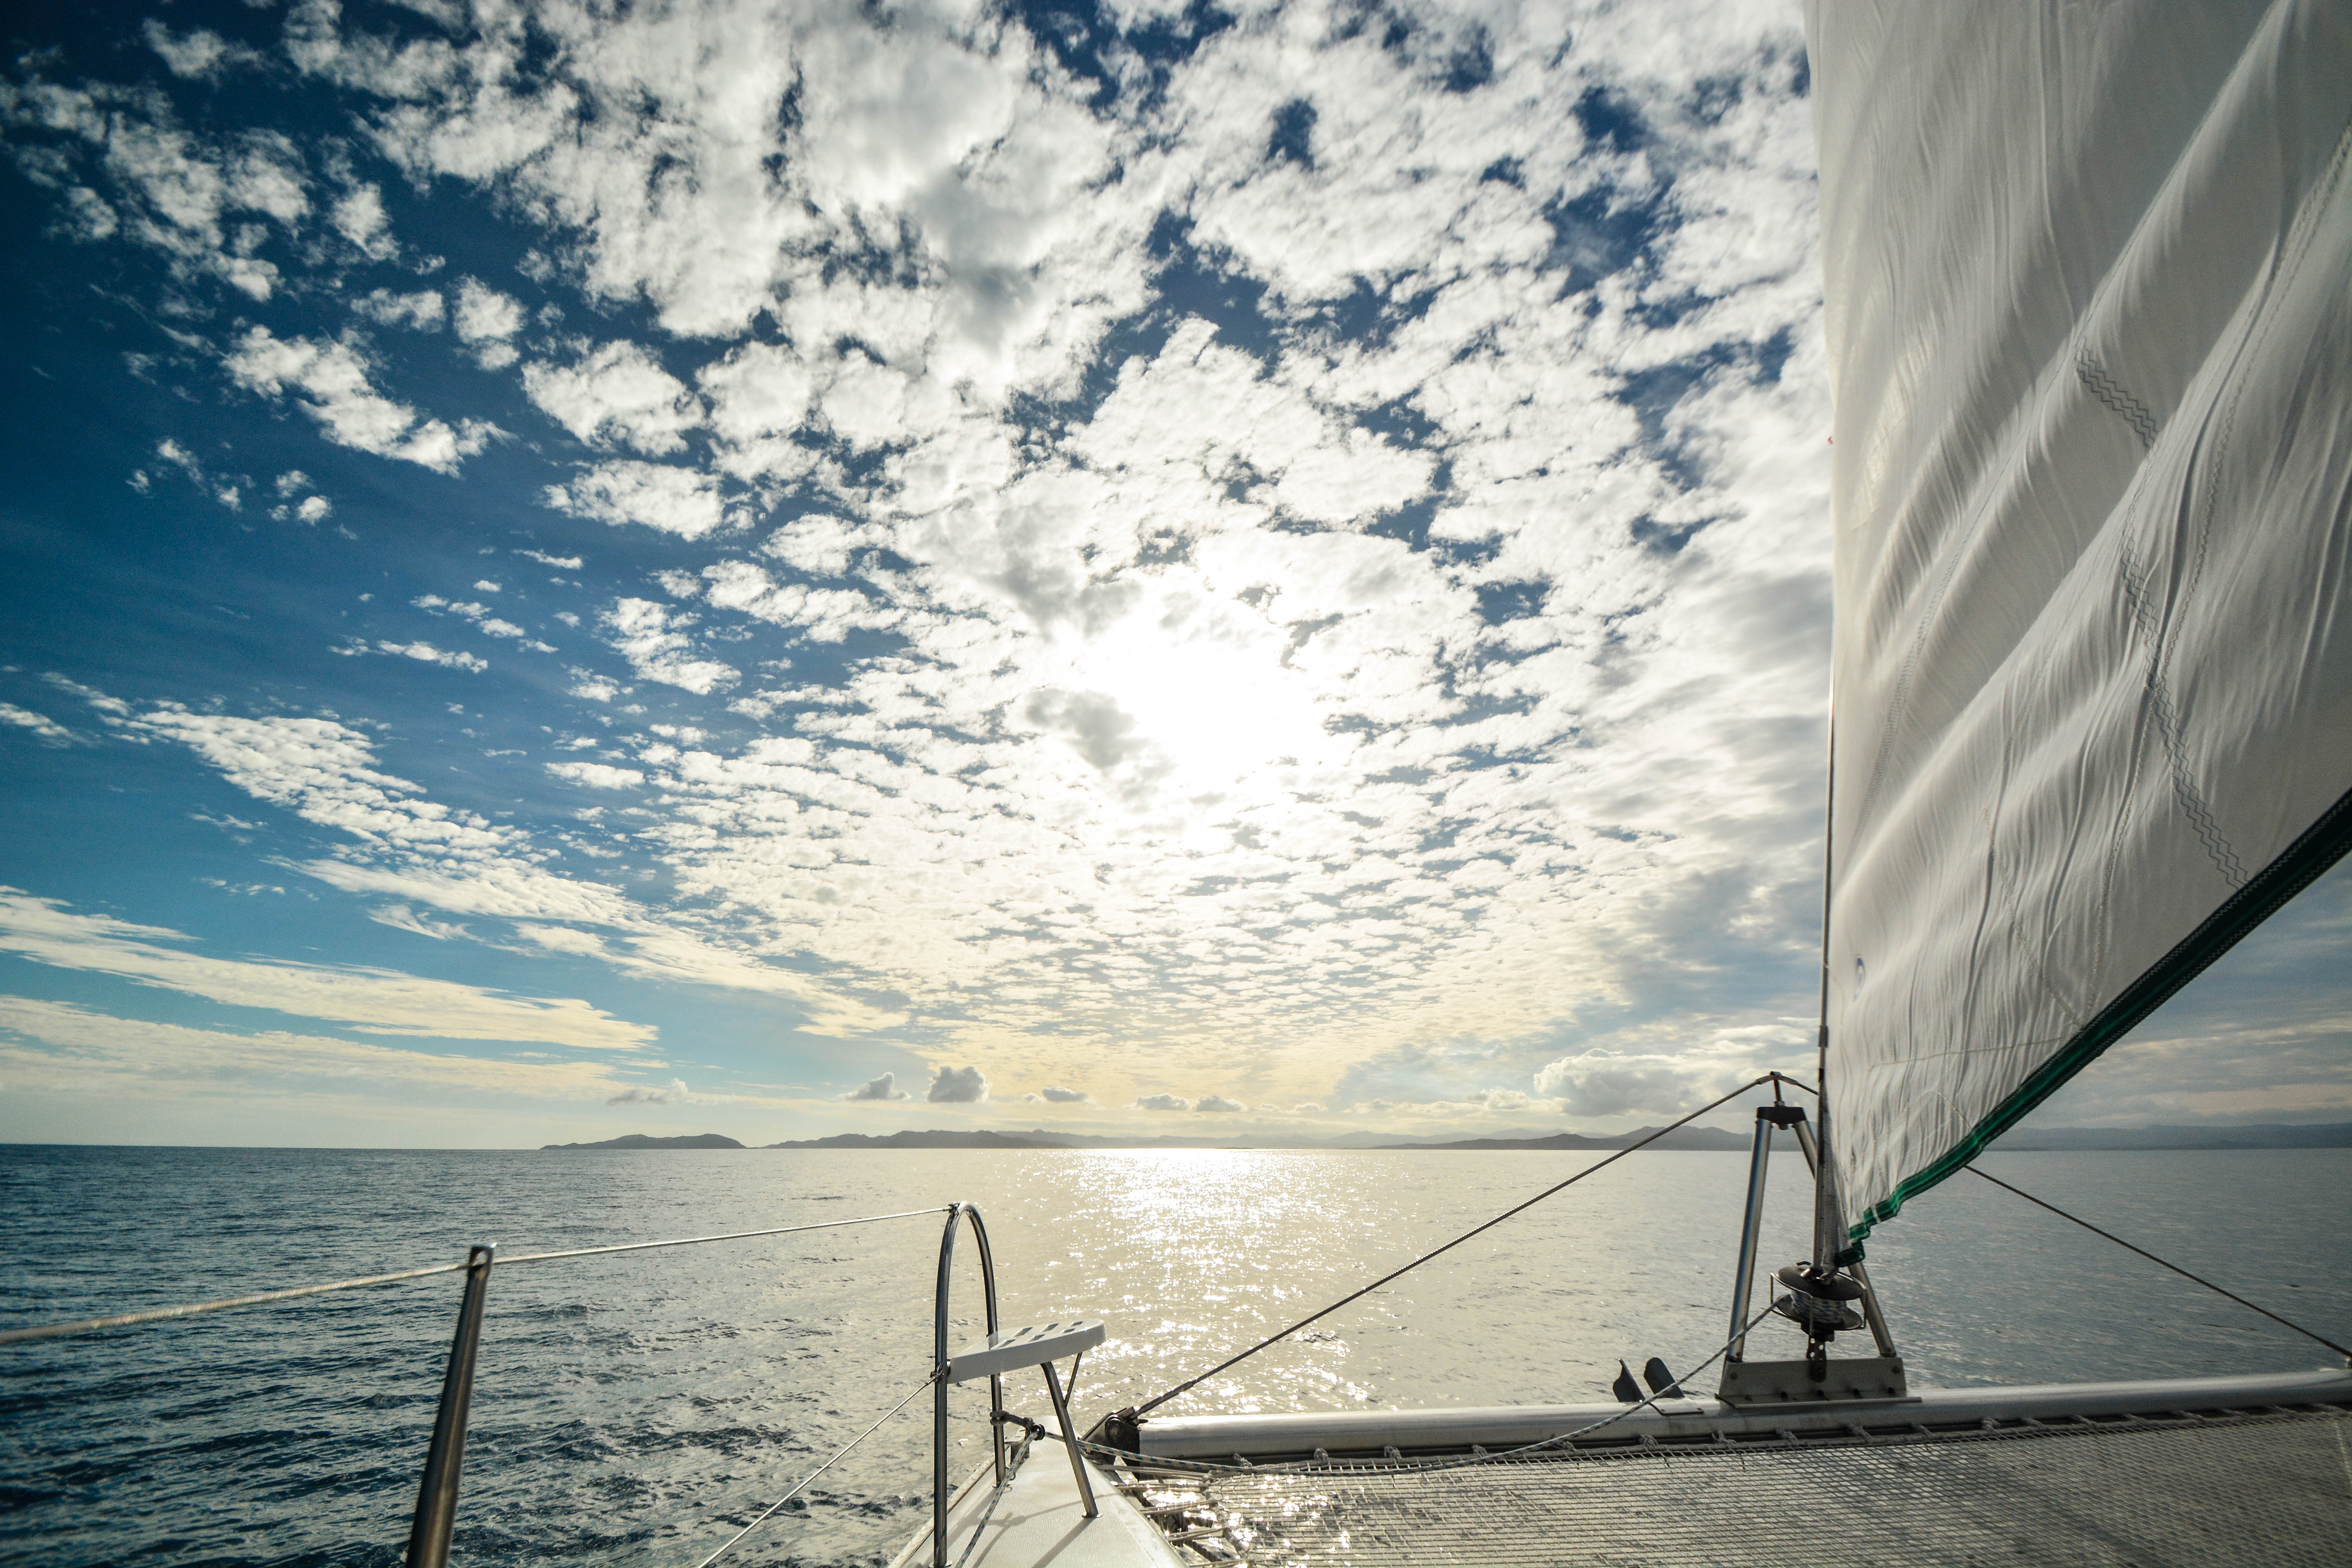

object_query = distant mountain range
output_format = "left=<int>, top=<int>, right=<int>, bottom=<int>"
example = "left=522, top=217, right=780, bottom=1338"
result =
left=542, top=1133, right=747, bottom=1150
left=546, top=1123, right=2352, bottom=1152
left=1376, top=1127, right=1752, bottom=1151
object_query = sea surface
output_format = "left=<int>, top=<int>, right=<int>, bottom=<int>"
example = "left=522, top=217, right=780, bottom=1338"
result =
left=2, top=1144, right=2346, bottom=1566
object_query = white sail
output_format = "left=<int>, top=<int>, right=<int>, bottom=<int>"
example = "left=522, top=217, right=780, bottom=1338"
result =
left=1807, top=0, right=2352, bottom=1249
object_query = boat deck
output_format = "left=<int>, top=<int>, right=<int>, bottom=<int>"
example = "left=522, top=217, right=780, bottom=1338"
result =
left=1126, top=1405, right=2352, bottom=1566
left=891, top=1447, right=1191, bottom=1568
left=901, top=1368, right=2352, bottom=1568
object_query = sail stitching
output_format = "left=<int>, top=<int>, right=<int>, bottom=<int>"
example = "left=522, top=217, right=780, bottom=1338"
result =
left=2074, top=351, right=2159, bottom=448
left=2118, top=546, right=2247, bottom=888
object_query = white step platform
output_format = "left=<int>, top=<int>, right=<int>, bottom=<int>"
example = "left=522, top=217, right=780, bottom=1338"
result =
left=890, top=1450, right=1185, bottom=1568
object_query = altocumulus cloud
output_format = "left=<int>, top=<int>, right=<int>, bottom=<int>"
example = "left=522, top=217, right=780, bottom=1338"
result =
left=0, top=0, right=1961, bottom=1134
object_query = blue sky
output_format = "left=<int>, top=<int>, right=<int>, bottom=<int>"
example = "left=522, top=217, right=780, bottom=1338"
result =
left=0, top=0, right=2341, bottom=1147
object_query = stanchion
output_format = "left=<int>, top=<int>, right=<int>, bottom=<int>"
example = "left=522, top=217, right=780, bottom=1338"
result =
left=405, top=1243, right=494, bottom=1568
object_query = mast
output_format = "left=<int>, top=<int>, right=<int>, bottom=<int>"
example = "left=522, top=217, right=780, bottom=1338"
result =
left=1809, top=717, right=1844, bottom=1272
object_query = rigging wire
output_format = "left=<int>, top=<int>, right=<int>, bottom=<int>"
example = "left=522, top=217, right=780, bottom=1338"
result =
left=0, top=1207, right=950, bottom=1347
left=690, top=1370, right=938, bottom=1568
left=1097, top=1299, right=1786, bottom=1481
left=1129, top=1074, right=1800, bottom=1419
left=1965, top=1165, right=2349, bottom=1359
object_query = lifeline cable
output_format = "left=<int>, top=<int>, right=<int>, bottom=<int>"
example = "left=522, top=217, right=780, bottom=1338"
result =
left=691, top=1370, right=938, bottom=1568
left=1965, top=1165, right=2349, bottom=1359
left=0, top=1207, right=950, bottom=1346
left=1129, top=1074, right=1800, bottom=1418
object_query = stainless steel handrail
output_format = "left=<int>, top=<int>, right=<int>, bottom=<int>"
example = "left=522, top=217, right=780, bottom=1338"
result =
left=931, top=1203, right=1004, bottom=1568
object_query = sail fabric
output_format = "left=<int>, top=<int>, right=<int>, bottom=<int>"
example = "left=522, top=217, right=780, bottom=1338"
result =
left=1806, top=0, right=2352, bottom=1248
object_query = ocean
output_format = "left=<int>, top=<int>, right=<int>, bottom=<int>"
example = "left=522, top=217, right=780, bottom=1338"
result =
left=3, top=1144, right=2346, bottom=1565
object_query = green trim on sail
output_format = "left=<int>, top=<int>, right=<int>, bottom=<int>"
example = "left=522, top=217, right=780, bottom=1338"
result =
left=1844, top=782, right=2352, bottom=1252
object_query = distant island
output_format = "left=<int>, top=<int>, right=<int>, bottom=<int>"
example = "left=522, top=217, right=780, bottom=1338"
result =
left=544, top=1123, right=2352, bottom=1153
left=1378, top=1127, right=1751, bottom=1151
left=768, top=1130, right=1065, bottom=1149
left=542, top=1133, right=746, bottom=1150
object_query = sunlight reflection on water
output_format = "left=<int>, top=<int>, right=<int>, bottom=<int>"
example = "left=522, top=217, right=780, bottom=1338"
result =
left=2, top=1146, right=2344, bottom=1566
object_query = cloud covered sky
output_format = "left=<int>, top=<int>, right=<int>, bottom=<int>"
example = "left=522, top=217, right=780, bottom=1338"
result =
left=0, top=0, right=2341, bottom=1147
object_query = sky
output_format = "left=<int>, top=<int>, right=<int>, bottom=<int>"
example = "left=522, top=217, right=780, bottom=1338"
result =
left=0, top=0, right=2343, bottom=1149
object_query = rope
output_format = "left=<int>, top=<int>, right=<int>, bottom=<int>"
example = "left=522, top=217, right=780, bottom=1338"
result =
left=1130, top=1075, right=1792, bottom=1418
left=952, top=1430, right=1036, bottom=1568
left=0, top=1207, right=950, bottom=1347
left=1099, top=1301, right=1784, bottom=1480
left=691, top=1371, right=937, bottom=1568
left=1965, top=1165, right=2350, bottom=1359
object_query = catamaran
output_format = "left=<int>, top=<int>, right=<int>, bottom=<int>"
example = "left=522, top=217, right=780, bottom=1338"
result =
left=896, top=2, right=2352, bottom=1559
left=6, top=4, right=2348, bottom=1565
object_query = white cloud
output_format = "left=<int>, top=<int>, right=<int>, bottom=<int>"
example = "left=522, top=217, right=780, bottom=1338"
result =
left=353, top=287, right=445, bottom=330
left=1038, top=1085, right=1089, bottom=1103
left=608, top=1077, right=693, bottom=1105
left=0, top=889, right=653, bottom=1051
left=599, top=598, right=737, bottom=693
left=520, top=550, right=583, bottom=570
left=454, top=277, right=522, bottom=337
left=1135, top=1093, right=1189, bottom=1111
left=524, top=341, right=702, bottom=454
left=369, top=904, right=470, bottom=941
left=546, top=761, right=644, bottom=789
left=454, top=278, right=524, bottom=367
left=764, top=514, right=888, bottom=579
left=376, top=641, right=488, bottom=672
left=926, top=1063, right=989, bottom=1103
left=2, top=3, right=1912, bottom=1123
left=225, top=327, right=494, bottom=473
left=111, top=704, right=906, bottom=1039
left=0, top=704, right=78, bottom=746
left=142, top=21, right=267, bottom=81
left=541, top=460, right=737, bottom=539
left=0, top=76, right=304, bottom=296
left=845, top=1071, right=909, bottom=1102
left=1195, top=1093, right=1246, bottom=1113
left=331, top=183, right=397, bottom=259
left=0, top=997, right=641, bottom=1102
left=1532, top=1050, right=1706, bottom=1117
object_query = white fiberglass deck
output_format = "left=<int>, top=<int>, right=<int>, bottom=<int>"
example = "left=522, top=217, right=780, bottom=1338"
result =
left=1101, top=1369, right=2352, bottom=1567
left=891, top=1448, right=1187, bottom=1568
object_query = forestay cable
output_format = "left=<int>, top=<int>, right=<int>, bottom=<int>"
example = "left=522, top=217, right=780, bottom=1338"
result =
left=1098, top=1299, right=1785, bottom=1479
left=1130, top=1074, right=1798, bottom=1418
left=1965, top=1165, right=2349, bottom=1359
